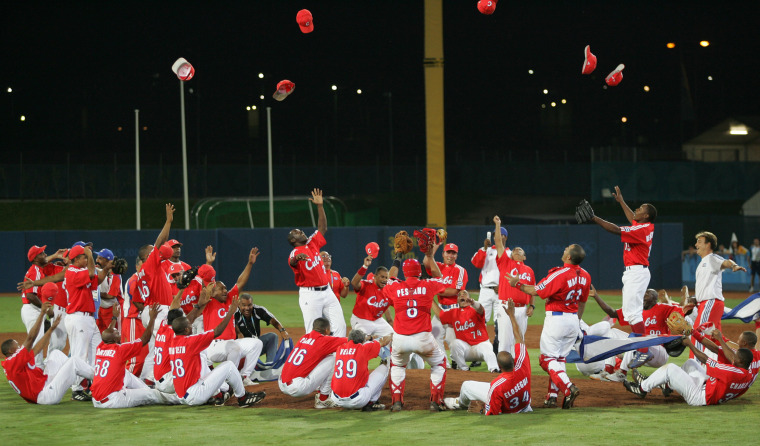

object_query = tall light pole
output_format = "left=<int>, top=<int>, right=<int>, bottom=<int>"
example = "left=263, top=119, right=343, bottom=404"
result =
left=135, top=109, right=141, bottom=230
left=180, top=81, right=190, bottom=229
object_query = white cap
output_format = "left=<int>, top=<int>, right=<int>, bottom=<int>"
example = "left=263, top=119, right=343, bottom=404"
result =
left=172, top=57, right=195, bottom=81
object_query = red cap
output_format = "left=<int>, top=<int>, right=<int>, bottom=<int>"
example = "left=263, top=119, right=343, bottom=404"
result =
left=365, top=242, right=380, bottom=259
left=159, top=244, right=174, bottom=260
left=167, top=263, right=184, bottom=276
left=27, top=245, right=46, bottom=262
left=605, top=64, right=625, bottom=86
left=582, top=45, right=597, bottom=75
left=402, top=259, right=421, bottom=278
left=296, top=9, right=314, bottom=33
left=68, top=245, right=85, bottom=259
left=444, top=243, right=459, bottom=253
left=198, top=264, right=216, bottom=284
left=273, top=80, right=296, bottom=102
left=477, top=0, right=497, bottom=15
left=167, top=239, right=182, bottom=247
left=40, top=283, right=58, bottom=302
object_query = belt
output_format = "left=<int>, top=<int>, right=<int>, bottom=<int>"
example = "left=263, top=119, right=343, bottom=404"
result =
left=302, top=285, right=329, bottom=291
left=97, top=396, right=110, bottom=404
left=183, top=392, right=189, bottom=399
left=550, top=311, right=577, bottom=316
left=482, top=286, right=498, bottom=291
left=624, top=265, right=648, bottom=271
left=498, top=300, right=527, bottom=307
left=334, top=391, right=360, bottom=400
left=158, top=377, right=165, bottom=383
left=439, top=304, right=459, bottom=310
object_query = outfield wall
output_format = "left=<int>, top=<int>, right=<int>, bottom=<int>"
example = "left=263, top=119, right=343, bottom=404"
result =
left=1, top=224, right=682, bottom=293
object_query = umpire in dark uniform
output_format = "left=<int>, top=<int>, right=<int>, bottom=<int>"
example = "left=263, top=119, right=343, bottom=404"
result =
left=234, top=293, right=290, bottom=362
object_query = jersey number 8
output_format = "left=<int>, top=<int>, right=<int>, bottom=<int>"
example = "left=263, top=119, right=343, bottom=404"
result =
left=406, top=299, right=419, bottom=318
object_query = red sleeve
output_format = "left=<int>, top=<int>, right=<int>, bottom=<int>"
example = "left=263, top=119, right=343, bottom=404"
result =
left=486, top=383, right=504, bottom=416
left=119, top=340, right=144, bottom=360
left=307, top=230, right=327, bottom=251
left=439, top=310, right=452, bottom=326
left=430, top=279, right=448, bottom=296
left=190, top=331, right=216, bottom=355
left=144, top=247, right=161, bottom=276
left=227, top=284, right=240, bottom=300
left=620, top=222, right=649, bottom=244
left=108, top=275, right=122, bottom=297
left=615, top=309, right=629, bottom=325
left=366, top=341, right=381, bottom=358
left=325, top=336, right=349, bottom=353
left=459, top=268, right=469, bottom=290
left=471, top=249, right=486, bottom=269
left=67, top=268, right=91, bottom=287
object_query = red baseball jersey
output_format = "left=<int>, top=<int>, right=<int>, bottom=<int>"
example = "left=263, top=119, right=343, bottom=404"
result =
left=535, top=264, right=590, bottom=313
left=496, top=255, right=535, bottom=305
left=381, top=277, right=447, bottom=335
left=1, top=347, right=45, bottom=403
left=91, top=340, right=144, bottom=401
left=65, top=266, right=96, bottom=314
left=715, top=347, right=760, bottom=384
left=704, top=357, right=753, bottom=405
left=153, top=323, right=175, bottom=379
left=124, top=273, right=144, bottom=319
left=21, top=263, right=57, bottom=304
left=288, top=230, right=329, bottom=287
left=485, top=343, right=531, bottom=415
left=202, top=285, right=239, bottom=340
left=161, top=260, right=191, bottom=296
left=138, top=246, right=173, bottom=306
left=180, top=278, right=202, bottom=315
left=615, top=303, right=684, bottom=335
left=326, top=270, right=345, bottom=301
left=330, top=340, right=381, bottom=398
left=429, top=262, right=468, bottom=306
left=440, top=306, right=489, bottom=345
left=621, top=220, right=654, bottom=267
left=280, top=331, right=347, bottom=382
left=170, top=330, right=216, bottom=397
left=49, top=264, right=67, bottom=308
left=352, top=280, right=392, bottom=320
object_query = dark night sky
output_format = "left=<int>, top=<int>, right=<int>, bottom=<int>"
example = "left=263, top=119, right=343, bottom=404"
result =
left=3, top=1, right=760, bottom=167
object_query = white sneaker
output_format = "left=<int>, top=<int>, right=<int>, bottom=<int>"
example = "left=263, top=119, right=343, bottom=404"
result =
left=588, top=372, right=609, bottom=382
left=242, top=377, right=258, bottom=386
left=605, top=370, right=628, bottom=382
left=314, top=394, right=338, bottom=409
left=443, top=397, right=461, bottom=410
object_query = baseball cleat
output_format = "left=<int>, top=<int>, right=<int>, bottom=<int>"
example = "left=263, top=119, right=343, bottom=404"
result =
left=490, top=369, right=500, bottom=373
left=71, top=390, right=92, bottom=402
left=361, top=402, right=386, bottom=412
left=588, top=372, right=612, bottom=382
left=241, top=377, right=258, bottom=386
left=543, top=396, right=558, bottom=408
left=623, top=380, right=647, bottom=398
left=429, top=401, right=446, bottom=412
left=238, top=391, right=266, bottom=408
left=450, top=361, right=458, bottom=370
left=469, top=361, right=482, bottom=368
left=314, top=394, right=338, bottom=409
left=631, top=369, right=648, bottom=386
left=213, top=391, right=231, bottom=406
left=562, top=385, right=580, bottom=409
left=443, top=397, right=461, bottom=410
left=660, top=384, right=673, bottom=397
left=390, top=401, right=404, bottom=412
left=604, top=370, right=628, bottom=382
left=628, top=351, right=652, bottom=368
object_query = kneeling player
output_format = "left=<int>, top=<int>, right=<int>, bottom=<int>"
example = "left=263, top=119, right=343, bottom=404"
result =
left=435, top=290, right=498, bottom=372
left=330, top=330, right=392, bottom=411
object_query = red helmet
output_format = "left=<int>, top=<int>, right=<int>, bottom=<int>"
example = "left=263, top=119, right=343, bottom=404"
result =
left=402, top=259, right=421, bottom=278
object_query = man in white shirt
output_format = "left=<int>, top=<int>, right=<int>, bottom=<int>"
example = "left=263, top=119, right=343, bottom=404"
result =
left=749, top=238, right=760, bottom=293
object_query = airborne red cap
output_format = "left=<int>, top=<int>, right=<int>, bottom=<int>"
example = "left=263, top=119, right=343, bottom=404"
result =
left=296, top=9, right=314, bottom=33
left=477, top=0, right=497, bottom=15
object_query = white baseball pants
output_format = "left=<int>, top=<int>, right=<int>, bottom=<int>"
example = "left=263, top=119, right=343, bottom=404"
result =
left=477, top=288, right=499, bottom=323
left=181, top=361, right=245, bottom=406
left=204, top=338, right=263, bottom=378
left=21, top=303, right=46, bottom=365
left=299, top=287, right=346, bottom=336
left=93, top=371, right=178, bottom=408
left=65, top=312, right=100, bottom=391
left=540, top=312, right=581, bottom=358
left=621, top=266, right=650, bottom=326
left=155, top=371, right=175, bottom=394
left=349, top=315, right=423, bottom=369
left=431, top=313, right=456, bottom=367
left=495, top=304, right=528, bottom=355
left=36, top=350, right=94, bottom=405
left=331, top=363, right=389, bottom=409
left=139, top=304, right=169, bottom=382
left=456, top=380, right=489, bottom=408
left=278, top=355, right=335, bottom=397
left=450, top=339, right=498, bottom=372
left=390, top=332, right=447, bottom=402
left=640, top=359, right=707, bottom=406
left=47, top=305, right=68, bottom=355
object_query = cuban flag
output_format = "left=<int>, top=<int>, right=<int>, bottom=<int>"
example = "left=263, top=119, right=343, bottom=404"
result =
left=567, top=334, right=681, bottom=363
left=722, top=293, right=760, bottom=323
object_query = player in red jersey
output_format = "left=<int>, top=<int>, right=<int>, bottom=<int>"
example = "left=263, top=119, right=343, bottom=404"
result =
left=170, top=295, right=266, bottom=407
left=91, top=303, right=177, bottom=408
left=94, top=248, right=120, bottom=333
left=381, top=252, right=450, bottom=412
left=350, top=255, right=395, bottom=337
left=161, top=239, right=191, bottom=296
left=690, top=328, right=760, bottom=386
left=279, top=317, right=348, bottom=408
left=122, top=255, right=148, bottom=376
left=592, top=186, right=657, bottom=367
left=435, top=290, right=498, bottom=372
left=591, top=287, right=684, bottom=381
left=424, top=242, right=468, bottom=368
left=508, top=243, right=591, bottom=409
left=321, top=251, right=349, bottom=301
left=287, top=189, right=346, bottom=337
left=180, top=254, right=217, bottom=334
left=2, top=290, right=94, bottom=405
left=624, top=336, right=755, bottom=405
left=444, top=299, right=532, bottom=414
left=330, top=330, right=392, bottom=411
left=471, top=227, right=509, bottom=324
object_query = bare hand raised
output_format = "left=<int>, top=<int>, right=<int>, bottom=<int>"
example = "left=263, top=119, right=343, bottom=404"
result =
left=309, top=188, right=324, bottom=205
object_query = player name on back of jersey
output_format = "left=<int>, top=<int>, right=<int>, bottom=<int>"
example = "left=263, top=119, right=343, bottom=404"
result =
left=395, top=286, right=428, bottom=297
left=169, top=346, right=186, bottom=355
left=503, top=377, right=529, bottom=399
left=95, top=348, right=116, bottom=358
left=567, top=276, right=587, bottom=287
left=338, top=347, right=357, bottom=355
left=299, top=337, right=316, bottom=346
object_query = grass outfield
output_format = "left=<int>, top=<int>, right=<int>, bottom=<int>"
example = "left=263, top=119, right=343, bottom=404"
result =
left=1, top=292, right=759, bottom=445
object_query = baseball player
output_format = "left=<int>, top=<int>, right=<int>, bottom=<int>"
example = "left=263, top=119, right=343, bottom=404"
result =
left=590, top=287, right=684, bottom=381
left=95, top=248, right=120, bottom=333
left=692, top=231, right=746, bottom=358
left=444, top=299, right=532, bottom=414
left=424, top=242, right=468, bottom=368
left=2, top=287, right=95, bottom=405
left=330, top=329, right=392, bottom=411
left=169, top=296, right=266, bottom=407
left=278, top=317, right=347, bottom=409
left=235, top=293, right=290, bottom=362
left=161, top=239, right=191, bottom=296
left=201, top=248, right=263, bottom=386
left=321, top=251, right=350, bottom=301
left=380, top=255, right=449, bottom=412
left=689, top=327, right=760, bottom=383
left=180, top=261, right=217, bottom=334
left=287, top=188, right=346, bottom=337
left=507, top=243, right=590, bottom=409
left=623, top=336, right=755, bottom=406
left=122, top=255, right=148, bottom=377
left=471, top=227, right=509, bottom=323
left=433, top=290, right=498, bottom=372
left=591, top=186, right=657, bottom=367
left=91, top=303, right=178, bottom=408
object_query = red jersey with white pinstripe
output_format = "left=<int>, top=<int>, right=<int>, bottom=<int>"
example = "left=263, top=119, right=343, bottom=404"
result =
left=381, top=277, right=447, bottom=335
left=430, top=262, right=468, bottom=306
left=280, top=331, right=347, bottom=382
left=124, top=273, right=144, bottom=319
left=353, top=280, right=392, bottom=320
left=91, top=340, right=144, bottom=401
left=65, top=266, right=96, bottom=314
left=161, top=260, right=191, bottom=296
left=326, top=269, right=345, bottom=301
left=615, top=303, right=684, bottom=335
left=535, top=264, right=590, bottom=313
left=288, top=230, right=329, bottom=287
left=496, top=255, right=535, bottom=305
left=21, top=264, right=57, bottom=304
left=170, top=330, right=215, bottom=397
left=1, top=347, right=45, bottom=403
left=485, top=343, right=531, bottom=415
left=621, top=220, right=654, bottom=267
left=153, top=324, right=175, bottom=379
left=137, top=246, right=173, bottom=306
left=704, top=357, right=753, bottom=405
left=179, top=278, right=202, bottom=315
left=439, top=306, right=489, bottom=345
left=330, top=340, right=381, bottom=398
left=716, top=347, right=760, bottom=384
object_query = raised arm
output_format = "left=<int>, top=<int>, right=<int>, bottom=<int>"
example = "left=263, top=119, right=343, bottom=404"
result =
left=425, top=247, right=442, bottom=278
left=712, top=330, right=738, bottom=364
left=494, top=215, right=505, bottom=258
left=721, top=258, right=747, bottom=273
left=18, top=269, right=66, bottom=291
left=310, top=188, right=327, bottom=236
left=351, top=256, right=373, bottom=291
left=33, top=313, right=61, bottom=355
left=205, top=245, right=216, bottom=265
left=85, top=247, right=96, bottom=277
left=236, top=248, right=260, bottom=290
left=505, top=299, right=523, bottom=344
left=589, top=285, right=617, bottom=318
left=682, top=337, right=709, bottom=363
left=154, top=203, right=176, bottom=249
left=612, top=186, right=635, bottom=224
left=27, top=302, right=52, bottom=352
left=506, top=273, right=538, bottom=296
left=140, top=304, right=160, bottom=345
left=591, top=216, right=622, bottom=235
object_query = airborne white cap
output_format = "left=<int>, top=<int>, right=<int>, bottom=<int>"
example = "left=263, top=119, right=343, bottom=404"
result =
left=172, top=57, right=195, bottom=81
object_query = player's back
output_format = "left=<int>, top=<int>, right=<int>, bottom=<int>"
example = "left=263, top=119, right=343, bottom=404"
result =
left=383, top=277, right=446, bottom=335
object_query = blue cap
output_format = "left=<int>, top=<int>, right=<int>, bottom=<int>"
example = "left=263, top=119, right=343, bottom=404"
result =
left=500, top=227, right=508, bottom=237
left=94, top=248, right=114, bottom=261
left=72, top=241, right=93, bottom=248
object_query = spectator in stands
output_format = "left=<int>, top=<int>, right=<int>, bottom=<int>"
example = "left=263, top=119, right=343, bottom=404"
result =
left=729, top=240, right=748, bottom=259
left=750, top=238, right=760, bottom=293
left=717, top=244, right=730, bottom=255
left=682, top=245, right=699, bottom=276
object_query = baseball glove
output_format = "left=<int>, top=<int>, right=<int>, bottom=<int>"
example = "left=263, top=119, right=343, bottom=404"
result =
left=413, top=228, right=437, bottom=253
left=666, top=312, right=692, bottom=336
left=394, top=231, right=414, bottom=254
left=177, top=266, right=198, bottom=289
left=467, top=400, right=485, bottom=414
left=436, top=229, right=448, bottom=245
left=111, top=257, right=128, bottom=275
left=574, top=199, right=595, bottom=224
left=663, top=337, right=686, bottom=357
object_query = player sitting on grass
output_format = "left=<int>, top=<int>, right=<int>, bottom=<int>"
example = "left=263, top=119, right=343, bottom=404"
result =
left=330, top=329, right=392, bottom=411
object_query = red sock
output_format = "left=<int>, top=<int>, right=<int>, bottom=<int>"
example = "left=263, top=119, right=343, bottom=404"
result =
left=319, top=393, right=329, bottom=401
left=631, top=322, right=648, bottom=353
